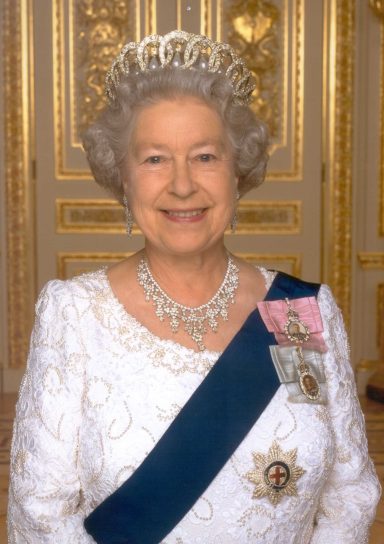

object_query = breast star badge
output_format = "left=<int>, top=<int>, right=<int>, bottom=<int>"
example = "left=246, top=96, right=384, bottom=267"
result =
left=245, top=441, right=305, bottom=505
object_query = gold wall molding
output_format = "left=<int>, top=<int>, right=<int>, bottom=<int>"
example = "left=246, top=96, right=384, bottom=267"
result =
left=53, top=0, right=89, bottom=178
left=145, top=0, right=156, bottom=35
left=380, top=21, right=384, bottom=235
left=56, top=198, right=301, bottom=235
left=70, top=0, right=137, bottom=146
left=57, top=252, right=132, bottom=279
left=54, top=0, right=137, bottom=179
left=4, top=0, right=35, bottom=369
left=356, top=358, right=381, bottom=372
left=225, top=0, right=304, bottom=181
left=235, top=200, right=301, bottom=234
left=201, top=0, right=212, bottom=36
left=234, top=253, right=301, bottom=277
left=369, top=0, right=384, bottom=17
left=56, top=199, right=136, bottom=234
left=225, top=0, right=280, bottom=140
left=323, top=0, right=355, bottom=327
left=358, top=252, right=384, bottom=269
left=57, top=251, right=301, bottom=280
left=378, top=283, right=384, bottom=346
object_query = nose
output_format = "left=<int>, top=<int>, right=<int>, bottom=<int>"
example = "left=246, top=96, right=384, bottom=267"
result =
left=169, top=157, right=197, bottom=198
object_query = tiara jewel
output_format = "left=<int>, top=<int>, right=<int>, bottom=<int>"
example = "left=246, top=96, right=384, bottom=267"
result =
left=105, top=30, right=256, bottom=106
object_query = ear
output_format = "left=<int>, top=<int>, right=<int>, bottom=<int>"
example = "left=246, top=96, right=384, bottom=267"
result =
left=121, top=169, right=131, bottom=196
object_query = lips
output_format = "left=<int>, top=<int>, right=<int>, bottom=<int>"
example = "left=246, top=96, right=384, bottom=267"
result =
left=162, top=208, right=207, bottom=222
left=166, top=209, right=205, bottom=217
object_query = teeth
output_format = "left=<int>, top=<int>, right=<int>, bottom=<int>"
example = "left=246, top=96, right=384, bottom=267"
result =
left=167, top=209, right=204, bottom=217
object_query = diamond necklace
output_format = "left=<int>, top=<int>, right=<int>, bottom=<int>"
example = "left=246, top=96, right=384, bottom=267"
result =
left=137, top=254, right=240, bottom=351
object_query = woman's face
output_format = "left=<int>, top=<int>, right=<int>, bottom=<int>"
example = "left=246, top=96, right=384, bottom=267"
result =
left=123, top=96, right=238, bottom=258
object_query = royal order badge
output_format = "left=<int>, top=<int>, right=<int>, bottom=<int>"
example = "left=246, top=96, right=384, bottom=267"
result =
left=245, top=441, right=305, bottom=505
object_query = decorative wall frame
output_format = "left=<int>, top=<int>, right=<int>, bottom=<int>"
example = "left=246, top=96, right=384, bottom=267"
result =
left=323, top=0, right=355, bottom=328
left=57, top=251, right=301, bottom=280
left=4, top=0, right=35, bottom=370
left=55, top=199, right=302, bottom=235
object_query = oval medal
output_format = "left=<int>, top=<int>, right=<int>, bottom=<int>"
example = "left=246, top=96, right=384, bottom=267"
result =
left=299, top=372, right=320, bottom=401
left=284, top=318, right=310, bottom=344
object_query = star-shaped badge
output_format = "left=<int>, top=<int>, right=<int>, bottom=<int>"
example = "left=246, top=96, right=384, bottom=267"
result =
left=245, top=441, right=305, bottom=505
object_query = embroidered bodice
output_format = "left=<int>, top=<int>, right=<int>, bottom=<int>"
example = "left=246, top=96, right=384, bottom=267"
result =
left=8, top=268, right=381, bottom=543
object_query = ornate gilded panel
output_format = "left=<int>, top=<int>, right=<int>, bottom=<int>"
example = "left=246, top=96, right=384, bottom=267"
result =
left=358, top=253, right=384, bottom=269
left=4, top=0, right=35, bottom=369
left=57, top=251, right=301, bottom=280
left=323, top=0, right=355, bottom=328
left=56, top=198, right=301, bottom=234
left=378, top=283, right=384, bottom=346
left=368, top=1, right=384, bottom=236
left=54, top=0, right=137, bottom=178
left=57, top=252, right=132, bottom=279
left=381, top=22, right=384, bottom=236
left=224, top=0, right=304, bottom=180
left=71, top=0, right=137, bottom=144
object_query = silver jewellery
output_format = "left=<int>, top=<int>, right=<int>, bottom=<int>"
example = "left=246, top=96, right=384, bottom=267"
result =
left=105, top=30, right=255, bottom=106
left=122, top=195, right=134, bottom=237
left=230, top=190, right=240, bottom=234
left=137, top=254, right=240, bottom=351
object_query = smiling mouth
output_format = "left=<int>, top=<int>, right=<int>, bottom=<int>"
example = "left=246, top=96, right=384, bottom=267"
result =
left=164, top=209, right=206, bottom=218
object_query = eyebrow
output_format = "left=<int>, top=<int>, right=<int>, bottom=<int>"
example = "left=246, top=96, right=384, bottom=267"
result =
left=131, top=139, right=228, bottom=154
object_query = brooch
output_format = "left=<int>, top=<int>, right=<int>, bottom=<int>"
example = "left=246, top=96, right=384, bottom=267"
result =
left=283, top=299, right=320, bottom=401
left=258, top=296, right=325, bottom=402
left=284, top=298, right=310, bottom=344
left=245, top=441, right=305, bottom=505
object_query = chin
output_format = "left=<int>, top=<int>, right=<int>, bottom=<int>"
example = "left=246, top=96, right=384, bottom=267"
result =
left=148, top=233, right=225, bottom=257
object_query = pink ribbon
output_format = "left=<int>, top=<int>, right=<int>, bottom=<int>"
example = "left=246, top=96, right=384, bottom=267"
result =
left=257, top=296, right=328, bottom=352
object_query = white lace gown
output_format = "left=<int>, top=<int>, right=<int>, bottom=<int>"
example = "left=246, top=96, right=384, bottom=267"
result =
left=7, top=268, right=381, bottom=543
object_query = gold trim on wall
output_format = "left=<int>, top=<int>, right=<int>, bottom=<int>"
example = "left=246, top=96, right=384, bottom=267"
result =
left=358, top=252, right=384, bottom=269
left=145, top=0, right=157, bottom=35
left=235, top=201, right=302, bottom=234
left=54, top=0, right=137, bottom=179
left=323, top=0, right=355, bottom=327
left=4, top=0, right=36, bottom=369
left=378, top=283, right=384, bottom=346
left=55, top=198, right=302, bottom=235
left=57, top=252, right=132, bottom=279
left=223, top=0, right=304, bottom=181
left=369, top=0, right=384, bottom=17
left=356, top=358, right=381, bottom=372
left=236, top=253, right=301, bottom=277
left=380, top=21, right=384, bottom=235
left=200, top=0, right=212, bottom=36
left=57, top=251, right=301, bottom=280
left=55, top=199, right=136, bottom=234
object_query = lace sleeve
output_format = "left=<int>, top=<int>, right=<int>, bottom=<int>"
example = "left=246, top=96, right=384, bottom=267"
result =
left=7, top=280, right=95, bottom=543
left=311, top=285, right=381, bottom=544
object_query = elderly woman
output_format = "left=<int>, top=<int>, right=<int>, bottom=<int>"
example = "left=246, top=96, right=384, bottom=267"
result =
left=8, top=31, right=380, bottom=543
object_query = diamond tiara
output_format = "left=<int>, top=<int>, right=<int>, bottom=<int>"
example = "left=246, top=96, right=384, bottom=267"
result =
left=105, top=30, right=256, bottom=106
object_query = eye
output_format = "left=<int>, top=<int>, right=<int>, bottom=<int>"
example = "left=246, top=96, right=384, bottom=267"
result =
left=197, top=153, right=216, bottom=162
left=145, top=155, right=163, bottom=164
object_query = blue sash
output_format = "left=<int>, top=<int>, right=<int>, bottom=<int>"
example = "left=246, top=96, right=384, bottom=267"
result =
left=84, top=272, right=320, bottom=543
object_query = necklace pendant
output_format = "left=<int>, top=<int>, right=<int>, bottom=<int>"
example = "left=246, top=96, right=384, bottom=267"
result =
left=137, top=254, right=240, bottom=351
